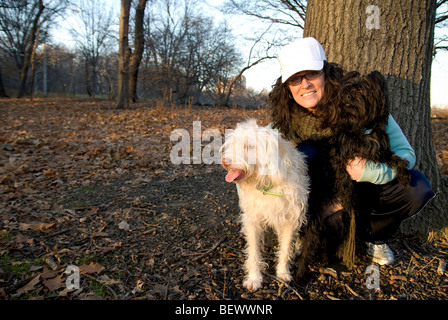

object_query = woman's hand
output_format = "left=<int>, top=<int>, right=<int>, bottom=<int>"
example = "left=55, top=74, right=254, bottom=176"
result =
left=346, top=157, right=366, bottom=180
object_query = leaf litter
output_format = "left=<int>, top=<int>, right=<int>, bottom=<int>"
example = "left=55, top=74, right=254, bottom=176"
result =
left=0, top=97, right=447, bottom=300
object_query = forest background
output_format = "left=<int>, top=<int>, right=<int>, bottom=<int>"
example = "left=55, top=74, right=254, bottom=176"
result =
left=1, top=0, right=448, bottom=107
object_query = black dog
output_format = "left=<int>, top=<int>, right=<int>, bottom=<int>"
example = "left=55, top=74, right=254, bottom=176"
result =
left=331, top=70, right=410, bottom=206
left=295, top=70, right=410, bottom=277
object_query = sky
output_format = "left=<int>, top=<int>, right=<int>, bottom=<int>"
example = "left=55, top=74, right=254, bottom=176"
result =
left=430, top=50, right=448, bottom=107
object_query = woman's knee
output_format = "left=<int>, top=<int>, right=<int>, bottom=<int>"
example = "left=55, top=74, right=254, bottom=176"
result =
left=406, top=170, right=436, bottom=217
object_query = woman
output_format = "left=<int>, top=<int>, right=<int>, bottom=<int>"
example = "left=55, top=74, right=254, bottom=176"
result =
left=269, top=37, right=435, bottom=265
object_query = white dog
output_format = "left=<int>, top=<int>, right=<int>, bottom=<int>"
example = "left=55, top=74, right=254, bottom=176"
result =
left=221, top=119, right=309, bottom=291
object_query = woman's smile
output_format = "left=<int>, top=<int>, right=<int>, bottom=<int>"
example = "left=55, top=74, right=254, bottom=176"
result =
left=288, top=71, right=325, bottom=110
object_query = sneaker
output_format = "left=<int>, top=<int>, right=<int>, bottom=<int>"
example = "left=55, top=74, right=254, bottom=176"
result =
left=365, top=242, right=395, bottom=265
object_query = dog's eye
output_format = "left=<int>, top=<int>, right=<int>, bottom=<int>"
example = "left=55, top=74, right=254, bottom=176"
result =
left=246, top=144, right=256, bottom=150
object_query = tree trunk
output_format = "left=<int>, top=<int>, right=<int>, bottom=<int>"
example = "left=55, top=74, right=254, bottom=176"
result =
left=0, top=66, right=8, bottom=97
left=129, top=0, right=148, bottom=103
left=27, top=29, right=41, bottom=97
left=116, top=0, right=131, bottom=109
left=304, top=0, right=447, bottom=239
left=17, top=0, right=44, bottom=98
left=85, top=58, right=93, bottom=98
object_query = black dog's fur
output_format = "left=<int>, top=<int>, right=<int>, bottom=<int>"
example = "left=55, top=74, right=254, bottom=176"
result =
left=295, top=71, right=410, bottom=277
left=331, top=70, right=410, bottom=207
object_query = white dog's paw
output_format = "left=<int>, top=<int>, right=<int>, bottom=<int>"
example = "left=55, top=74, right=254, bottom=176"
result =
left=243, top=277, right=263, bottom=291
left=276, top=271, right=292, bottom=283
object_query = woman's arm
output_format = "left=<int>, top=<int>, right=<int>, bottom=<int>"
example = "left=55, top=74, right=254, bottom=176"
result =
left=348, top=114, right=416, bottom=184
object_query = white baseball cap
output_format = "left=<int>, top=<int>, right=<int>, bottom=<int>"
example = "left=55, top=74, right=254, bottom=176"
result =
left=279, top=37, right=327, bottom=83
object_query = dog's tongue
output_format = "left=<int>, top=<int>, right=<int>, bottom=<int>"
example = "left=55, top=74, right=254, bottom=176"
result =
left=225, top=170, right=244, bottom=183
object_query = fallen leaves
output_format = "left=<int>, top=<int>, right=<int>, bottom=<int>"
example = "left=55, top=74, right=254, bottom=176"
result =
left=19, top=222, right=56, bottom=232
left=6, top=262, right=109, bottom=299
left=79, top=262, right=105, bottom=275
left=42, top=274, right=65, bottom=291
left=0, top=98, right=256, bottom=299
left=16, top=275, right=41, bottom=295
left=0, top=98, right=447, bottom=300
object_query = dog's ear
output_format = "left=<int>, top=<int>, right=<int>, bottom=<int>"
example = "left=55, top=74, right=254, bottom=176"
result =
left=243, top=118, right=258, bottom=129
left=342, top=71, right=361, bottom=83
left=365, top=70, right=390, bottom=117
left=366, top=71, right=386, bottom=89
left=366, top=71, right=388, bottom=100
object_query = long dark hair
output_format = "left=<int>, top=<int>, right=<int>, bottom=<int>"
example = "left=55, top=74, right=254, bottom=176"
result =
left=268, top=61, right=345, bottom=138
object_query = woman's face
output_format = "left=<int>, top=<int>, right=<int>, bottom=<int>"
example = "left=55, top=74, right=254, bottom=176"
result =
left=287, top=70, right=325, bottom=111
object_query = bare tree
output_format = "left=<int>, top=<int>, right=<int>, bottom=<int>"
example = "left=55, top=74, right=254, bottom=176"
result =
left=17, top=0, right=44, bottom=98
left=220, top=26, right=277, bottom=107
left=101, top=52, right=119, bottom=99
left=0, top=0, right=69, bottom=98
left=143, top=0, right=242, bottom=104
left=129, top=0, right=149, bottom=102
left=435, top=0, right=448, bottom=53
left=145, top=0, right=191, bottom=101
left=117, top=0, right=131, bottom=109
left=209, top=23, right=243, bottom=106
left=225, top=0, right=447, bottom=57
left=436, top=0, right=448, bottom=25
left=223, top=0, right=306, bottom=29
left=69, top=0, right=116, bottom=98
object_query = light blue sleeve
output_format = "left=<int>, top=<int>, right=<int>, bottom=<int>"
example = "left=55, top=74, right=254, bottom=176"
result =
left=356, top=114, right=416, bottom=184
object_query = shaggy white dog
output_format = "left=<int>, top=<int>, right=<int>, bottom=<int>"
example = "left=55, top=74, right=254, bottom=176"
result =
left=221, top=119, right=309, bottom=291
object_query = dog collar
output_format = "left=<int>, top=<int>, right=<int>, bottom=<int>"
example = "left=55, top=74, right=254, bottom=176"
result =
left=257, top=183, right=284, bottom=197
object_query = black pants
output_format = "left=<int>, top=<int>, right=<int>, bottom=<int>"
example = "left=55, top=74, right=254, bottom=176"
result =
left=297, top=142, right=436, bottom=243
left=353, top=170, right=435, bottom=242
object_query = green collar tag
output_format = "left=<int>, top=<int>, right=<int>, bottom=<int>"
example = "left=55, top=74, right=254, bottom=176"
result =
left=257, top=183, right=284, bottom=197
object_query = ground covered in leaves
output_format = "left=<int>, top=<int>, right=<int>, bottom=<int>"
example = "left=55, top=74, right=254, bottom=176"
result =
left=0, top=98, right=447, bottom=300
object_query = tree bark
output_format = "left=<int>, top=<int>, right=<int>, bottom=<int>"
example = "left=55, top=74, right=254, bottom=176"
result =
left=117, top=0, right=131, bottom=109
left=27, top=28, right=41, bottom=97
left=17, top=0, right=44, bottom=98
left=129, top=0, right=148, bottom=103
left=85, top=58, right=93, bottom=98
left=304, top=0, right=447, bottom=239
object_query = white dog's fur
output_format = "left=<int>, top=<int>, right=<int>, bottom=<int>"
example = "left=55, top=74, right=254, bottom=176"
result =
left=221, top=119, right=309, bottom=291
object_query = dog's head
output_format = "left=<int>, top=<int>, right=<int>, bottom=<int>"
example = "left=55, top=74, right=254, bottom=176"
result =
left=336, top=70, right=389, bottom=133
left=220, top=119, right=283, bottom=183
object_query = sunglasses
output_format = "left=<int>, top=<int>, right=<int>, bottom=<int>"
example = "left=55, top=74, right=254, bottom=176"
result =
left=287, top=70, right=323, bottom=86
